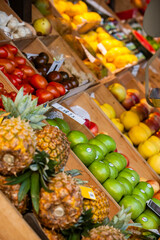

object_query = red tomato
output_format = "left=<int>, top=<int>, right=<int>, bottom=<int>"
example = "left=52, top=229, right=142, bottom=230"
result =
left=36, top=89, right=54, bottom=104
left=46, top=85, right=60, bottom=98
left=48, top=82, right=66, bottom=96
left=9, top=74, right=22, bottom=84
left=14, top=56, right=26, bottom=65
left=17, top=83, right=34, bottom=95
left=9, top=91, right=17, bottom=101
left=7, top=74, right=20, bottom=88
left=0, top=59, right=15, bottom=73
left=10, top=60, right=18, bottom=68
left=0, top=47, right=8, bottom=58
left=30, top=74, right=48, bottom=89
left=3, top=44, right=18, bottom=55
left=13, top=68, right=24, bottom=79
left=0, top=65, right=6, bottom=73
left=19, top=65, right=35, bottom=76
left=3, top=46, right=14, bottom=60
left=31, top=95, right=38, bottom=100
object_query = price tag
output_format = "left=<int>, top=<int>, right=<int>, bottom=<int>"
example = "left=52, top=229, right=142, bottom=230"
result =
left=147, top=199, right=160, bottom=217
left=81, top=44, right=96, bottom=63
left=47, top=59, right=64, bottom=74
left=52, top=103, right=85, bottom=125
left=132, top=64, right=140, bottom=77
left=25, top=53, right=38, bottom=58
left=97, top=43, right=107, bottom=55
left=79, top=186, right=96, bottom=200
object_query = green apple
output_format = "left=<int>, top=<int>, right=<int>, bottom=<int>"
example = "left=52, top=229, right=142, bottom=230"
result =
left=103, top=160, right=118, bottom=179
left=104, top=152, right=127, bottom=172
left=88, top=160, right=110, bottom=183
left=118, top=170, right=137, bottom=187
left=88, top=138, right=108, bottom=156
left=123, top=168, right=140, bottom=185
left=132, top=187, right=148, bottom=202
left=116, top=176, right=133, bottom=196
left=95, top=134, right=116, bottom=152
left=119, top=196, right=144, bottom=220
left=103, top=179, right=125, bottom=202
left=136, top=181, right=154, bottom=199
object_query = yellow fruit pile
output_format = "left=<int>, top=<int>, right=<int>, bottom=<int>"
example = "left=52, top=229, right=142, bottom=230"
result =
left=81, top=27, right=138, bottom=71
left=53, top=0, right=101, bottom=29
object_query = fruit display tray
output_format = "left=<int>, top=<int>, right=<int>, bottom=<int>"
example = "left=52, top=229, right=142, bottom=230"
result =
left=62, top=92, right=160, bottom=182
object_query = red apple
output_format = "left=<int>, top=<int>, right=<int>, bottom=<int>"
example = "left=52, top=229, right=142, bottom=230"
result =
left=122, top=94, right=134, bottom=110
left=140, top=98, right=154, bottom=114
left=121, top=153, right=130, bottom=167
left=144, top=117, right=160, bottom=134
left=89, top=121, right=99, bottom=136
left=128, top=92, right=140, bottom=105
left=155, top=130, right=160, bottom=139
left=131, top=103, right=149, bottom=121
left=84, top=118, right=90, bottom=128
left=146, top=180, right=160, bottom=194
left=153, top=190, right=160, bottom=200
left=127, top=88, right=140, bottom=98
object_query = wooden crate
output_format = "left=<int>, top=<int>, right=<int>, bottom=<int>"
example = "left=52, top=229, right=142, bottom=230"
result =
left=0, top=71, right=18, bottom=93
left=63, top=92, right=160, bottom=183
left=0, top=0, right=35, bottom=41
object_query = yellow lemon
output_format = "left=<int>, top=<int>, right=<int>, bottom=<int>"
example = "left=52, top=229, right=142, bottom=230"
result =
left=96, top=27, right=106, bottom=33
left=120, top=111, right=140, bottom=131
left=111, top=118, right=124, bottom=132
left=139, top=123, right=152, bottom=138
left=97, top=32, right=111, bottom=42
left=138, top=140, right=159, bottom=159
left=148, top=136, right=160, bottom=151
left=123, top=133, right=133, bottom=145
left=89, top=41, right=98, bottom=52
left=100, top=105, right=111, bottom=119
left=104, top=62, right=116, bottom=72
left=147, top=153, right=160, bottom=174
left=128, top=126, right=148, bottom=146
left=102, top=103, right=116, bottom=119
left=61, top=13, right=70, bottom=22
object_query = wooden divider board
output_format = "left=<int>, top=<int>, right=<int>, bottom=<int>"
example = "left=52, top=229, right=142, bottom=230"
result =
left=63, top=92, right=160, bottom=183
left=86, top=84, right=125, bottom=118
left=0, top=192, right=40, bottom=240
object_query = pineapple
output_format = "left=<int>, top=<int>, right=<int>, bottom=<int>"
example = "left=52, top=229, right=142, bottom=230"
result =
left=43, top=228, right=65, bottom=240
left=0, top=117, right=36, bottom=175
left=0, top=88, right=50, bottom=176
left=82, top=206, right=141, bottom=240
left=36, top=125, right=70, bottom=172
left=0, top=175, right=28, bottom=213
left=83, top=186, right=110, bottom=223
left=38, top=172, right=83, bottom=230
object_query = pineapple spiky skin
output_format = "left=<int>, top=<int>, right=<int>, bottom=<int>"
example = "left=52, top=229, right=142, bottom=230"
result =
left=36, top=125, right=70, bottom=172
left=0, top=117, right=36, bottom=175
left=43, top=228, right=65, bottom=240
left=0, top=175, right=28, bottom=213
left=82, top=225, right=126, bottom=240
left=38, top=172, right=83, bottom=230
left=83, top=186, right=110, bottom=223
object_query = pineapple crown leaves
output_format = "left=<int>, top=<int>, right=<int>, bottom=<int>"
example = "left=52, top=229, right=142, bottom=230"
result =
left=6, top=149, right=59, bottom=214
left=108, top=205, right=142, bottom=239
left=2, top=87, right=50, bottom=129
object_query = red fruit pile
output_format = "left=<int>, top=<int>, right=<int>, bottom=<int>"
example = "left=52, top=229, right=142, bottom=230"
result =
left=84, top=118, right=99, bottom=136
left=0, top=82, right=17, bottom=109
left=0, top=44, right=66, bottom=104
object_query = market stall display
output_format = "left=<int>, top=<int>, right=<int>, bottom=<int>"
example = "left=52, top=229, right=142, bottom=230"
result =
left=0, top=0, right=160, bottom=239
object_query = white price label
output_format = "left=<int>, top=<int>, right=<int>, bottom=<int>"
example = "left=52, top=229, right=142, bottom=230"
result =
left=132, top=64, right=140, bottom=77
left=88, top=191, right=96, bottom=200
left=81, top=44, right=96, bottom=63
left=52, top=103, right=85, bottom=125
left=25, top=53, right=38, bottom=58
left=47, top=59, right=64, bottom=74
left=97, top=43, right=107, bottom=55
